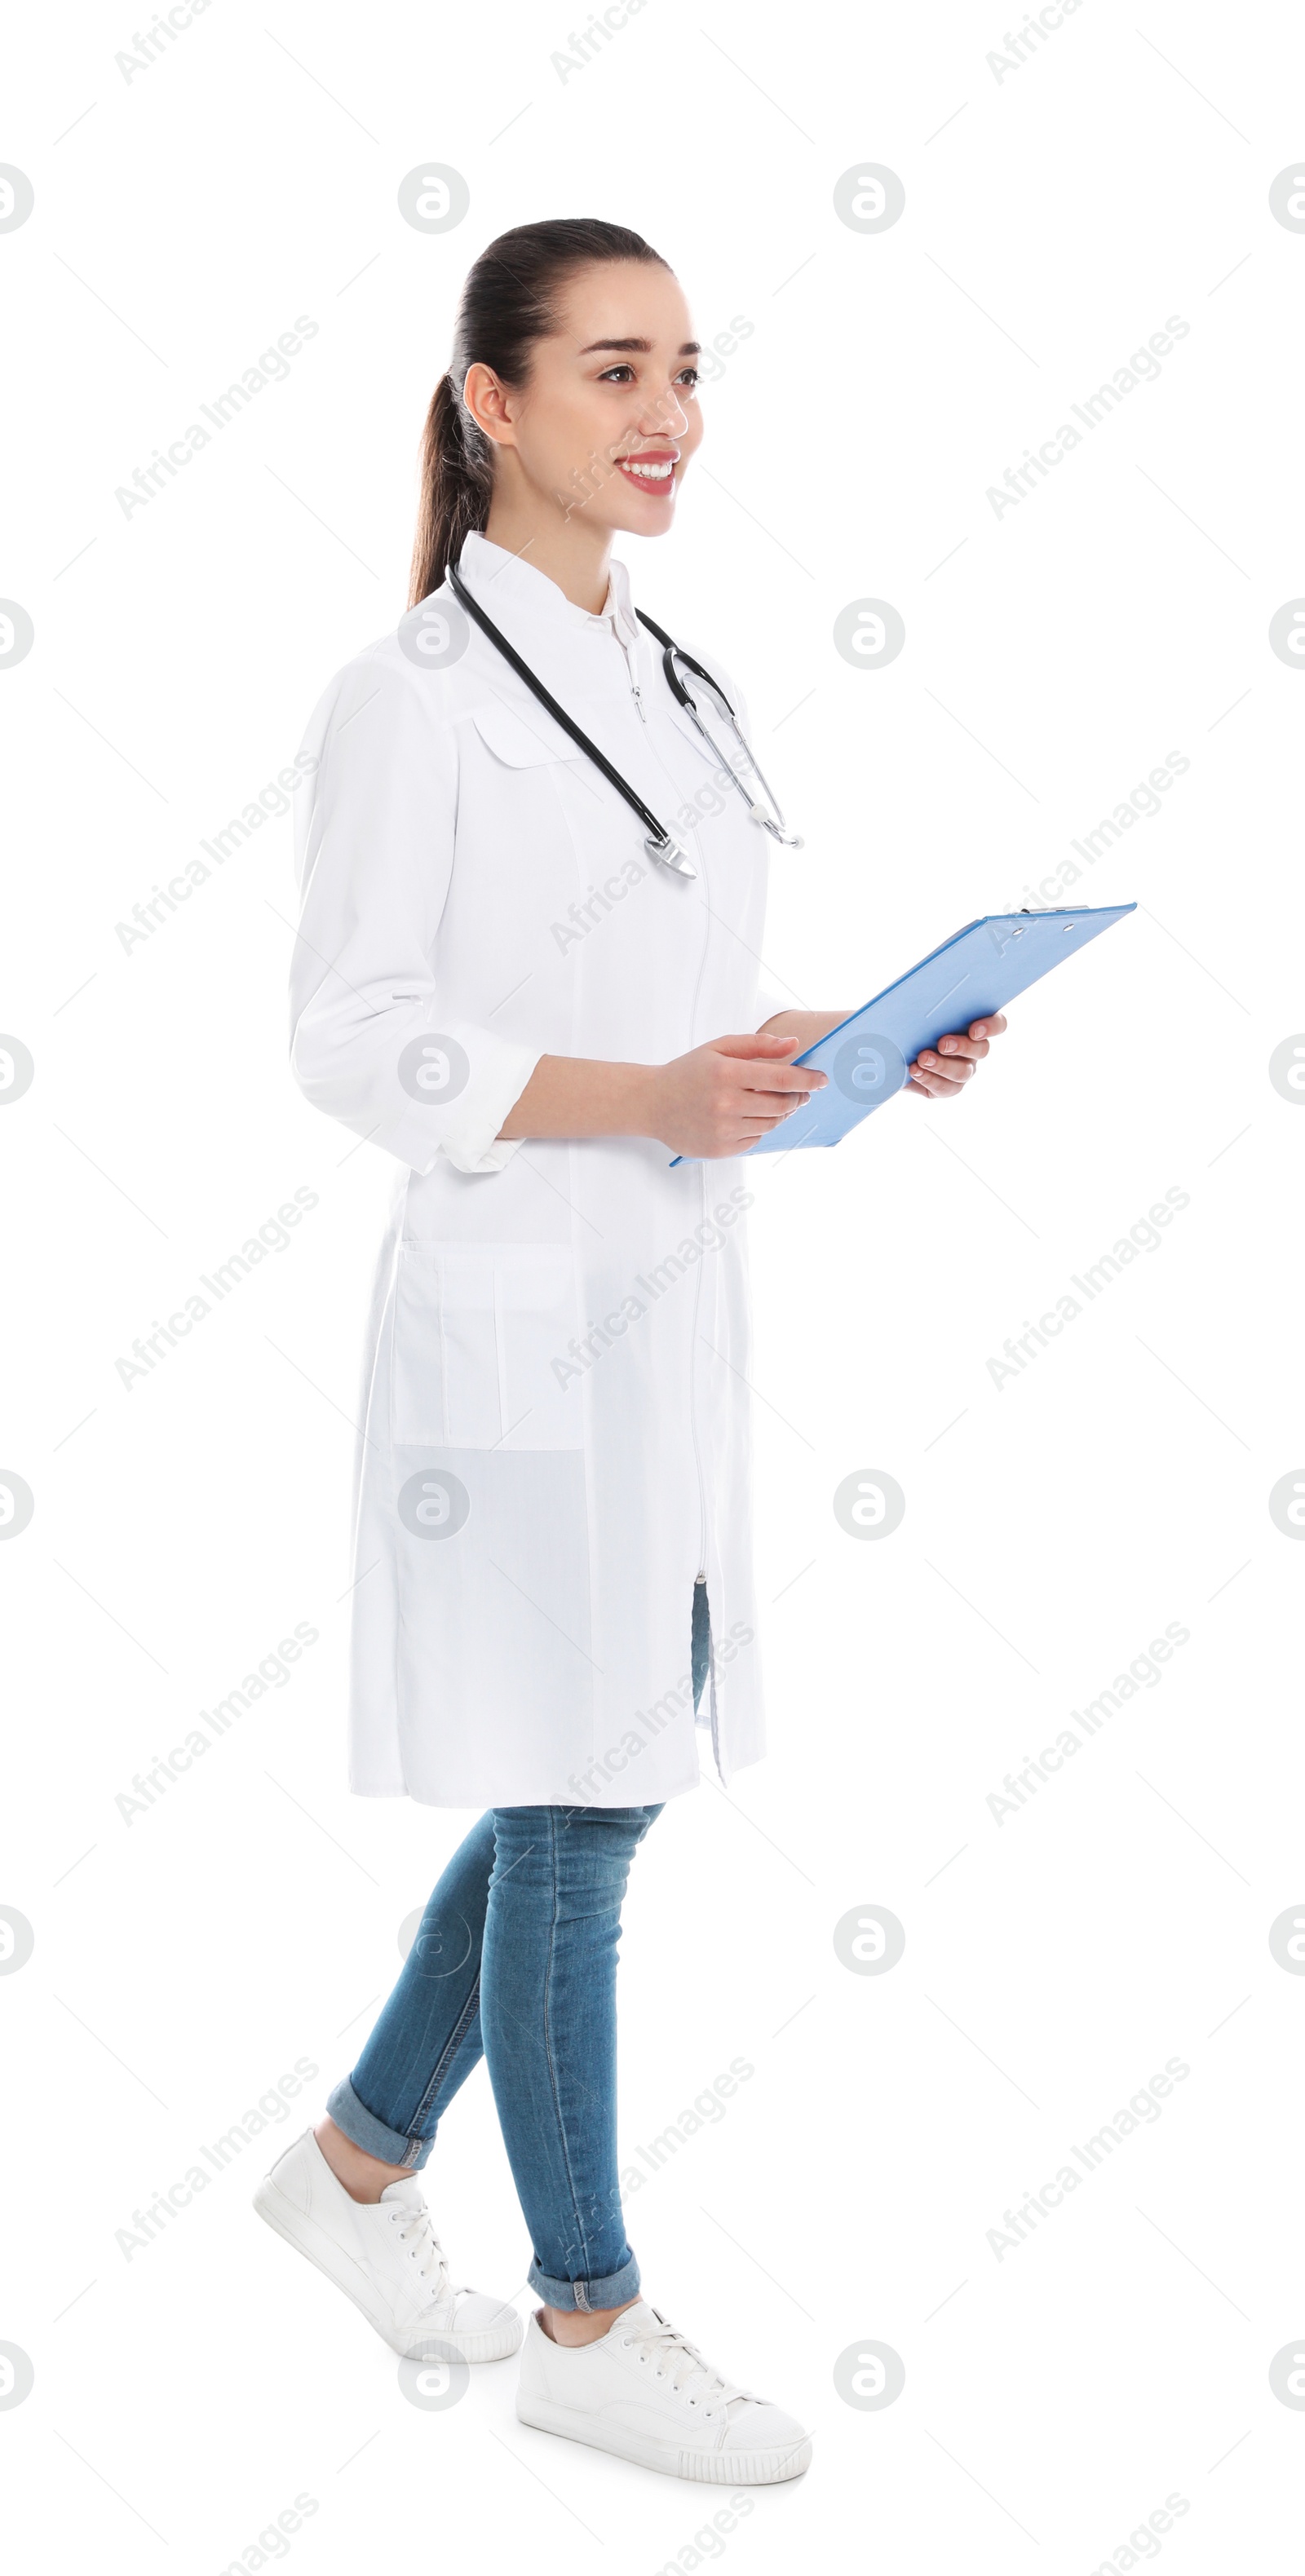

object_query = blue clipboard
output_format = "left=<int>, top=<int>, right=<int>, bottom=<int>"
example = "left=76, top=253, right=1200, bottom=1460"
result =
left=671, top=903, right=1135, bottom=1160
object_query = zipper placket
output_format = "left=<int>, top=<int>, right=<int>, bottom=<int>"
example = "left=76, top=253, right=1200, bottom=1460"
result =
left=688, top=1157, right=723, bottom=1774
left=622, top=633, right=648, bottom=722
left=688, top=1160, right=709, bottom=1586
left=618, top=610, right=712, bottom=1620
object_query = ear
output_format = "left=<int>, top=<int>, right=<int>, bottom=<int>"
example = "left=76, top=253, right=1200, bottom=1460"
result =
left=462, top=363, right=518, bottom=450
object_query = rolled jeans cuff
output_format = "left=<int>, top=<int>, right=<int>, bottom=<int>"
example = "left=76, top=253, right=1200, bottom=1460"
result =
left=527, top=2247, right=641, bottom=2312
left=327, top=2074, right=431, bottom=2172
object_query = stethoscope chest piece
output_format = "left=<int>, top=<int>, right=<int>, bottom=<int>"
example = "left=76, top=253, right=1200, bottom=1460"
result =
left=645, top=832, right=697, bottom=880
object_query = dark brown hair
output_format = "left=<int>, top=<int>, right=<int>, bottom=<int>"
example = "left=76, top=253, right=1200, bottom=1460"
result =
left=407, top=218, right=669, bottom=607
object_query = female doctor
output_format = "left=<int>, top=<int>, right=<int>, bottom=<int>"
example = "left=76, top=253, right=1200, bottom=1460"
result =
left=257, top=217, right=1004, bottom=2485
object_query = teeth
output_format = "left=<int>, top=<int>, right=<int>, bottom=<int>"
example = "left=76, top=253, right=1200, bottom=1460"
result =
left=622, top=460, right=674, bottom=480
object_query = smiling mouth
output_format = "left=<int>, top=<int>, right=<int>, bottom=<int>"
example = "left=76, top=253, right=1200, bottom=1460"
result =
left=615, top=453, right=679, bottom=490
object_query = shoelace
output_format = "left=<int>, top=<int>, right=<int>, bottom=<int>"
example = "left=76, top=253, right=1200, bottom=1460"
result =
left=617, top=2310, right=751, bottom=2415
left=391, top=2203, right=454, bottom=2299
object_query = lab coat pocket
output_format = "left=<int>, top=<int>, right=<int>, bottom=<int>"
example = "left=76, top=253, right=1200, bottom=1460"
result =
left=468, top=700, right=585, bottom=770
left=392, top=1242, right=584, bottom=1451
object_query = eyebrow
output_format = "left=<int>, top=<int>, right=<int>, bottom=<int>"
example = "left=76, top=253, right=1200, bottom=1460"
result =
left=577, top=338, right=701, bottom=356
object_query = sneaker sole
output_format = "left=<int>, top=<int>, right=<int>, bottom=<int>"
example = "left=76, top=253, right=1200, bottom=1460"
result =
left=515, top=2394, right=812, bottom=2484
left=252, top=2175, right=523, bottom=2365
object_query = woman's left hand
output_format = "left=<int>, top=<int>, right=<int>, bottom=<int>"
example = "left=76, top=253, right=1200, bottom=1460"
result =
left=906, top=1013, right=1007, bottom=1100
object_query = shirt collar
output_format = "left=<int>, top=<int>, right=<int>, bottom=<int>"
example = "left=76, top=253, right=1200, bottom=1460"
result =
left=457, top=529, right=643, bottom=652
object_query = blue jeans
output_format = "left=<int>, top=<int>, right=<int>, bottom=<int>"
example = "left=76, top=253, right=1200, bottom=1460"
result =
left=326, top=1581, right=711, bottom=2311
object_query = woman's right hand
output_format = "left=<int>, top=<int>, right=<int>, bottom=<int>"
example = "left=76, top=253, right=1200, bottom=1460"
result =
left=647, top=1032, right=828, bottom=1160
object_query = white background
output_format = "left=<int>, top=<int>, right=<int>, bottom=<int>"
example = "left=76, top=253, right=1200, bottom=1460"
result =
left=3, top=1, right=1305, bottom=2568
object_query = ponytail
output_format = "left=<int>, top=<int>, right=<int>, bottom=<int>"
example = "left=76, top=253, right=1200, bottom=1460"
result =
left=407, top=217, right=669, bottom=608
left=409, top=370, right=493, bottom=608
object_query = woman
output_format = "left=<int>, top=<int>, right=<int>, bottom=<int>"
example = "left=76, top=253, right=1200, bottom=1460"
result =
left=256, top=217, right=1002, bottom=2485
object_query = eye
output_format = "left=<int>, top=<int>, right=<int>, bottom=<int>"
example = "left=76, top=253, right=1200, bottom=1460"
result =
left=597, top=363, right=636, bottom=383
left=676, top=367, right=701, bottom=388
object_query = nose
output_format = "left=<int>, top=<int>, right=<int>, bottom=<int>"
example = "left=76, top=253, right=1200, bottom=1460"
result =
left=638, top=382, right=690, bottom=441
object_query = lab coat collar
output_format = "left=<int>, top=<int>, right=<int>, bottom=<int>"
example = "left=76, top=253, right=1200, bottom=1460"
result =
left=457, top=529, right=643, bottom=653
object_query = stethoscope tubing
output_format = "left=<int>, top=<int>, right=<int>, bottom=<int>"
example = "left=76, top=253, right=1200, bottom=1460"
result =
left=447, top=563, right=679, bottom=858
left=447, top=558, right=797, bottom=876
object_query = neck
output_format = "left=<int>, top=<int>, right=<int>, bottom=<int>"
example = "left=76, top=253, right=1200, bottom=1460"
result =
left=482, top=479, right=614, bottom=616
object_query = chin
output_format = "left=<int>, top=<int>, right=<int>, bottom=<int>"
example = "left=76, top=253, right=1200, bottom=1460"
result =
left=611, top=496, right=679, bottom=539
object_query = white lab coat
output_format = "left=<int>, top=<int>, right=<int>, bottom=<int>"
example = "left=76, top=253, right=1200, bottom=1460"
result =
left=290, top=532, right=786, bottom=1809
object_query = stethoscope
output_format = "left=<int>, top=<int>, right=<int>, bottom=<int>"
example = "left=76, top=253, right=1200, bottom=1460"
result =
left=448, top=559, right=802, bottom=881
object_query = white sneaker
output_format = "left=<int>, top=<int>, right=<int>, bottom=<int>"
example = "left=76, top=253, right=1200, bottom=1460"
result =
left=253, top=2128, right=522, bottom=2363
left=515, top=2298, right=812, bottom=2483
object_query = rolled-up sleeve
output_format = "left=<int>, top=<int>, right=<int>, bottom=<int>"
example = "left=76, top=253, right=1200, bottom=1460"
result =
left=289, top=652, right=543, bottom=1176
